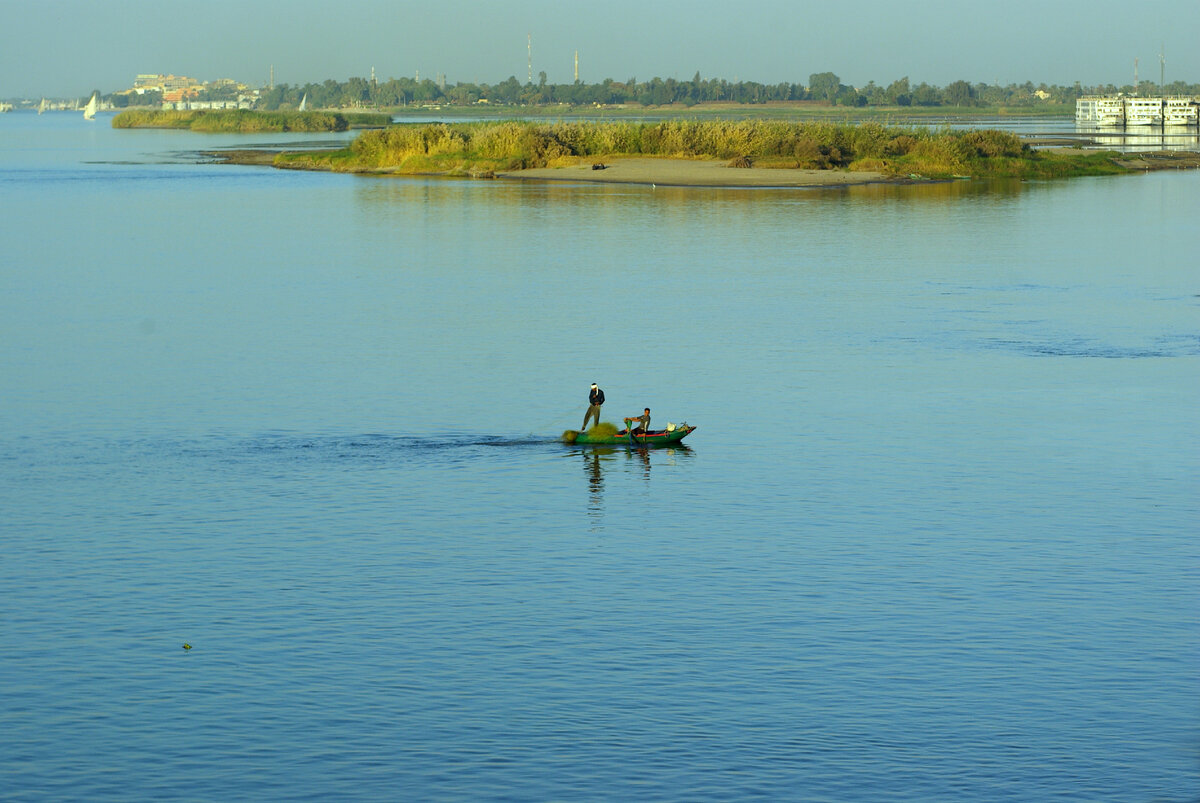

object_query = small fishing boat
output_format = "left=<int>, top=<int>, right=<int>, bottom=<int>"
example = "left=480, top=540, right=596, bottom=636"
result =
left=564, top=422, right=696, bottom=446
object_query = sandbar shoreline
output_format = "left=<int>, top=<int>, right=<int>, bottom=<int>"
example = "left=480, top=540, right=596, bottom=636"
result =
left=202, top=148, right=1200, bottom=186
left=496, top=158, right=890, bottom=188
left=202, top=151, right=896, bottom=187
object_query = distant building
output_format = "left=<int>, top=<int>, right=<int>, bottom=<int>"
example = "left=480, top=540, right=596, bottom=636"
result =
left=132, top=74, right=201, bottom=93
left=129, top=72, right=260, bottom=109
left=162, top=88, right=200, bottom=103
left=162, top=97, right=255, bottom=111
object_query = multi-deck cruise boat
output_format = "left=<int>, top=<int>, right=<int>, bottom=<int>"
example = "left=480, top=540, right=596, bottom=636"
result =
left=1124, top=97, right=1163, bottom=126
left=1164, top=97, right=1199, bottom=127
left=1076, top=96, right=1125, bottom=126
left=1096, top=97, right=1125, bottom=126
left=1077, top=94, right=1199, bottom=127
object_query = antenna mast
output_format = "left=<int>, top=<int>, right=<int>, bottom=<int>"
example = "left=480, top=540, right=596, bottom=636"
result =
left=527, top=34, right=532, bottom=83
left=1134, top=57, right=1139, bottom=94
left=574, top=50, right=579, bottom=83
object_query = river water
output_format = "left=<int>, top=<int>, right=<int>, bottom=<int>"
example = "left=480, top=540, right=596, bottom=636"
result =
left=2, top=112, right=1198, bottom=801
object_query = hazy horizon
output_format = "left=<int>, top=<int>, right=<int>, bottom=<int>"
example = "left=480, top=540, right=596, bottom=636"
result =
left=3, top=0, right=1197, bottom=99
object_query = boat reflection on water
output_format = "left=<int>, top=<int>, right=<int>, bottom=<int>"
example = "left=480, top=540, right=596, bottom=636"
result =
left=577, top=444, right=694, bottom=519
left=1073, top=123, right=1200, bottom=153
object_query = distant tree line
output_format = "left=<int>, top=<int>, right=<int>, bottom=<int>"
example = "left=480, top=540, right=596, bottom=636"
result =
left=252, top=72, right=1200, bottom=110
left=91, top=72, right=1199, bottom=111
left=108, top=90, right=162, bottom=107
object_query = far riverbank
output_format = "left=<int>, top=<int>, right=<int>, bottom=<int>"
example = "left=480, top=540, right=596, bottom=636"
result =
left=114, top=109, right=391, bottom=133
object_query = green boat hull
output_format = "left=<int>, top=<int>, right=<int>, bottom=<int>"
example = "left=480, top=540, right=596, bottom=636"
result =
left=565, top=425, right=696, bottom=447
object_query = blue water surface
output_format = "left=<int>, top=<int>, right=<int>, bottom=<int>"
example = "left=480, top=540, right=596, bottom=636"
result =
left=1, top=111, right=1198, bottom=801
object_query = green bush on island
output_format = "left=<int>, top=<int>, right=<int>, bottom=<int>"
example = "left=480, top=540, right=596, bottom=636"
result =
left=112, top=109, right=390, bottom=133
left=274, top=119, right=1128, bottom=179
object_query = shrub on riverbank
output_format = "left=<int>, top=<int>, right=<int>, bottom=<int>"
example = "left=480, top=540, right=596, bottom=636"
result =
left=274, top=119, right=1130, bottom=179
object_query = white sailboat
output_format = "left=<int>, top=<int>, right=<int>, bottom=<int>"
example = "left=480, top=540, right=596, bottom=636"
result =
left=298, top=93, right=308, bottom=112
left=38, top=97, right=47, bottom=114
left=83, top=92, right=99, bottom=120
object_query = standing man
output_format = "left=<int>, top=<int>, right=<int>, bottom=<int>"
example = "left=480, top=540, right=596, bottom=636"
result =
left=582, top=383, right=605, bottom=431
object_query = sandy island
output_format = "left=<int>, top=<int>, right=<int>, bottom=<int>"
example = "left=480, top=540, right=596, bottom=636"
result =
left=498, top=158, right=888, bottom=188
left=203, top=148, right=1200, bottom=185
left=203, top=150, right=890, bottom=186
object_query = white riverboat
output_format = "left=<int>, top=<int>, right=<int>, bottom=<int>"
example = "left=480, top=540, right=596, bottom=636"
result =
left=1164, top=97, right=1198, bottom=127
left=1076, top=96, right=1125, bottom=126
left=1078, top=94, right=1200, bottom=128
left=1124, top=97, right=1163, bottom=126
left=1096, top=97, right=1125, bottom=126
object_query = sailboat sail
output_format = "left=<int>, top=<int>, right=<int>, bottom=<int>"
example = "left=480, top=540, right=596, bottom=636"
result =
left=83, top=93, right=99, bottom=120
left=298, top=93, right=308, bottom=112
left=38, top=97, right=47, bottom=114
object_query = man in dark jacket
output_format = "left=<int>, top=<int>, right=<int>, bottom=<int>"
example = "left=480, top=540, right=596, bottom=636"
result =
left=582, top=383, right=605, bottom=431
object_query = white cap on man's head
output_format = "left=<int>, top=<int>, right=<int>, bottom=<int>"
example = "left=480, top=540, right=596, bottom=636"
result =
left=591, top=383, right=597, bottom=388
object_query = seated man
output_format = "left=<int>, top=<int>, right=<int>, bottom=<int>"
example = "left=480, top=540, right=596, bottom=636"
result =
left=625, top=407, right=651, bottom=435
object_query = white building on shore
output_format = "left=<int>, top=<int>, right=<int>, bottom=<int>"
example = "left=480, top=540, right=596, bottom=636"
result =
left=161, top=98, right=255, bottom=111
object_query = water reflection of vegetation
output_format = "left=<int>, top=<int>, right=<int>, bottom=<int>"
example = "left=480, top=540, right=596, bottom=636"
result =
left=350, top=169, right=1032, bottom=233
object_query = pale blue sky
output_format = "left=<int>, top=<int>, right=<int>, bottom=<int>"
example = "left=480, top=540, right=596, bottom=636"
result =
left=3, top=0, right=1197, bottom=98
